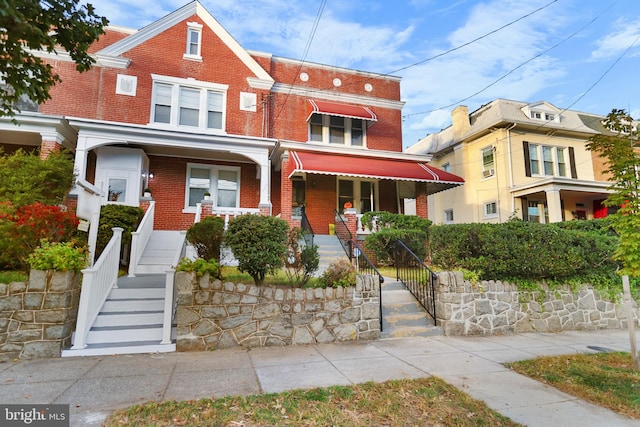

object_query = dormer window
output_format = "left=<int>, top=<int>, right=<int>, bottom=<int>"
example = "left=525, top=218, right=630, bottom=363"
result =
left=184, top=22, right=203, bottom=60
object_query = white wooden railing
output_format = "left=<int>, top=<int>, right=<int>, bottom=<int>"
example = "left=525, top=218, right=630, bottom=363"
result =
left=71, top=227, right=123, bottom=349
left=128, top=201, right=156, bottom=277
left=356, top=214, right=381, bottom=235
left=161, top=232, right=186, bottom=345
left=194, top=204, right=260, bottom=229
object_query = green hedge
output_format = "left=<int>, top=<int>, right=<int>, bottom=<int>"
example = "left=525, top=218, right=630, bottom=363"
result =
left=429, top=220, right=619, bottom=282
left=362, top=211, right=431, bottom=264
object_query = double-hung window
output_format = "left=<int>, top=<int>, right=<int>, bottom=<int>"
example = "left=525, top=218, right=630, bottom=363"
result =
left=481, top=146, right=495, bottom=178
left=526, top=143, right=571, bottom=178
left=483, top=201, right=498, bottom=219
left=184, top=22, right=203, bottom=60
left=151, top=75, right=227, bottom=132
left=185, top=164, right=240, bottom=211
left=308, top=114, right=367, bottom=147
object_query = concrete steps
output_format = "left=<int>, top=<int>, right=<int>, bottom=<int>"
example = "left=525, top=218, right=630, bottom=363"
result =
left=313, top=234, right=350, bottom=275
left=380, top=278, right=442, bottom=339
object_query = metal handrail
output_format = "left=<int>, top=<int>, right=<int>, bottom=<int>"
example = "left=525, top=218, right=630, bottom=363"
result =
left=300, top=207, right=314, bottom=248
left=394, top=239, right=437, bottom=322
left=352, top=240, right=385, bottom=332
left=333, top=210, right=353, bottom=259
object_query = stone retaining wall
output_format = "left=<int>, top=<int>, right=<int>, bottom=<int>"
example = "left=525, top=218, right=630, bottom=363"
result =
left=0, top=271, right=80, bottom=361
left=435, top=271, right=639, bottom=336
left=176, top=272, right=380, bottom=351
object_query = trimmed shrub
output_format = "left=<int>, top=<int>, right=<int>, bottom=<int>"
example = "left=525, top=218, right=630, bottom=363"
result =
left=95, top=204, right=144, bottom=259
left=174, top=257, right=219, bottom=277
left=321, top=259, right=356, bottom=288
left=429, top=221, right=618, bottom=282
left=186, top=216, right=225, bottom=265
left=27, top=240, right=88, bottom=272
left=225, top=214, right=289, bottom=285
left=362, top=211, right=431, bottom=265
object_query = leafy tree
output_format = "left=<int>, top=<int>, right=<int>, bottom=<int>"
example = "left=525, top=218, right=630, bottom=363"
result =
left=284, top=227, right=319, bottom=287
left=0, top=0, right=108, bottom=117
left=0, top=149, right=75, bottom=206
left=95, top=204, right=144, bottom=259
left=586, top=108, right=640, bottom=369
left=225, top=215, right=289, bottom=285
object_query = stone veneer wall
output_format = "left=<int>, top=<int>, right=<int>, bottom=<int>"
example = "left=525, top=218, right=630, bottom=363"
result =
left=0, top=270, right=80, bottom=361
left=435, top=271, right=639, bottom=336
left=176, top=272, right=380, bottom=351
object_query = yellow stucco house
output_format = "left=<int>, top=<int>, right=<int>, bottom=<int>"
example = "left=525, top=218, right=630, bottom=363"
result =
left=407, top=99, right=613, bottom=224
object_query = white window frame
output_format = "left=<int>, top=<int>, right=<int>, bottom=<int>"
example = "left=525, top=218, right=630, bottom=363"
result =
left=308, top=114, right=367, bottom=147
left=528, top=144, right=568, bottom=177
left=150, top=74, right=227, bottom=132
left=483, top=201, right=498, bottom=219
left=183, top=163, right=241, bottom=212
left=444, top=209, right=454, bottom=224
left=184, top=22, right=203, bottom=60
left=481, top=146, right=495, bottom=178
left=441, top=162, right=451, bottom=173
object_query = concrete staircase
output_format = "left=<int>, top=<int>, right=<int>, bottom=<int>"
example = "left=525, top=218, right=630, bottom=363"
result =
left=380, top=278, right=442, bottom=338
left=313, top=234, right=350, bottom=275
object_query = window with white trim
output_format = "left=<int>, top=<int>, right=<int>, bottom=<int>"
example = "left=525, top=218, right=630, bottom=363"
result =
left=184, top=22, right=203, bottom=60
left=442, top=162, right=451, bottom=173
left=151, top=75, right=227, bottom=131
left=185, top=164, right=240, bottom=210
left=481, top=146, right=495, bottom=178
left=444, top=209, right=454, bottom=223
left=484, top=201, right=498, bottom=218
left=528, top=144, right=568, bottom=177
left=337, top=178, right=376, bottom=213
left=309, top=114, right=366, bottom=147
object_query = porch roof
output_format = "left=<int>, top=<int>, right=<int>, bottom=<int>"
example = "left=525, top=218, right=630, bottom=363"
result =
left=306, top=99, right=377, bottom=122
left=288, top=150, right=464, bottom=195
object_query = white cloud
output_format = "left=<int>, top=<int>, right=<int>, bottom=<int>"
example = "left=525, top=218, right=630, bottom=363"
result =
left=591, top=18, right=640, bottom=60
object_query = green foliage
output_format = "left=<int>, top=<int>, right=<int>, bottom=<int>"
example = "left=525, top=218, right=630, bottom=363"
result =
left=429, top=221, right=618, bottom=283
left=0, top=270, right=28, bottom=283
left=284, top=227, right=320, bottom=287
left=321, top=259, right=356, bottom=288
left=0, top=202, right=81, bottom=270
left=186, top=216, right=225, bottom=267
left=95, top=204, right=144, bottom=258
left=174, top=257, right=219, bottom=278
left=225, top=215, right=289, bottom=285
left=362, top=211, right=431, bottom=265
left=586, top=108, right=640, bottom=277
left=0, top=149, right=75, bottom=207
left=27, top=240, right=87, bottom=272
left=0, top=0, right=108, bottom=118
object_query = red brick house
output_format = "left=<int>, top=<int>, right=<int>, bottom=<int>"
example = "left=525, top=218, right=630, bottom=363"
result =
left=2, top=1, right=462, bottom=236
left=0, top=2, right=462, bottom=354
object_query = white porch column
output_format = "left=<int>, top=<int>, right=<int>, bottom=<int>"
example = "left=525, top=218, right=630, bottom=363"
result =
left=72, top=135, right=90, bottom=187
left=545, top=188, right=563, bottom=223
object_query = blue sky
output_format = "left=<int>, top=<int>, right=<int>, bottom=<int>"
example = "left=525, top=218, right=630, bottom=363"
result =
left=86, top=0, right=640, bottom=149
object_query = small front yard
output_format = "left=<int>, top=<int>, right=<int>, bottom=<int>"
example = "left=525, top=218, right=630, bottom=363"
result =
left=104, top=377, right=521, bottom=426
left=508, top=352, right=640, bottom=419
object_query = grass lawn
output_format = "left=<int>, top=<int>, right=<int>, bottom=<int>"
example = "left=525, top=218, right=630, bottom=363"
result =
left=104, top=377, right=521, bottom=426
left=508, top=352, right=640, bottom=419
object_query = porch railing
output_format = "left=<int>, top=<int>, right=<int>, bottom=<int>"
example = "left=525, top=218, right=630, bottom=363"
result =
left=393, top=239, right=437, bottom=322
left=333, top=210, right=353, bottom=258
left=300, top=207, right=314, bottom=248
left=194, top=203, right=260, bottom=229
left=161, top=231, right=186, bottom=345
left=71, top=227, right=123, bottom=349
left=355, top=214, right=381, bottom=235
left=128, top=201, right=155, bottom=277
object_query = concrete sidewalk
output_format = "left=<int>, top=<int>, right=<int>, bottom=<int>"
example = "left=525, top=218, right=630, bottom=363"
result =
left=0, top=329, right=636, bottom=426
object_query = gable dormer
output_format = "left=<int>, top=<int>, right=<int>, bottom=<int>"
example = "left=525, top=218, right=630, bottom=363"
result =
left=521, top=101, right=561, bottom=124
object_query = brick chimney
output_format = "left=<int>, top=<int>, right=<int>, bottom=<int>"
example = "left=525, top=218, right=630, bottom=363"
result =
left=451, top=105, right=470, bottom=140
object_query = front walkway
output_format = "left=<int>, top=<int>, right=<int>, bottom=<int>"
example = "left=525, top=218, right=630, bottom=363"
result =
left=0, top=330, right=635, bottom=426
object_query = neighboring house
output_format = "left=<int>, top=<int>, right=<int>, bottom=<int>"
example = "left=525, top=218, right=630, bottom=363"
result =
left=406, top=99, right=613, bottom=224
left=0, top=1, right=463, bottom=239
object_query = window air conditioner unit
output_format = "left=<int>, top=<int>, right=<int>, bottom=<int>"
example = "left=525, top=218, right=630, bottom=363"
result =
left=483, top=168, right=495, bottom=178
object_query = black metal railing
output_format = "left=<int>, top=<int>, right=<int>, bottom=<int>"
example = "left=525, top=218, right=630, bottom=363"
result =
left=300, top=207, right=314, bottom=247
left=333, top=210, right=352, bottom=259
left=352, top=240, right=385, bottom=331
left=393, top=239, right=437, bottom=322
